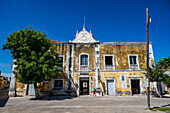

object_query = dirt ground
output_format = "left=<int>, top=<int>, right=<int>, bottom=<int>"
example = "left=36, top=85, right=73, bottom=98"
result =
left=0, top=95, right=170, bottom=113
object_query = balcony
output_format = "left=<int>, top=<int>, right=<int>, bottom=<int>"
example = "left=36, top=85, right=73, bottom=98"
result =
left=105, top=65, right=114, bottom=70
left=80, top=65, right=89, bottom=71
left=130, top=64, right=139, bottom=69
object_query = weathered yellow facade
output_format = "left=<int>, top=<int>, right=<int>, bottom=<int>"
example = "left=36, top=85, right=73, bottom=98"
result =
left=12, top=26, right=154, bottom=96
left=0, top=71, right=8, bottom=90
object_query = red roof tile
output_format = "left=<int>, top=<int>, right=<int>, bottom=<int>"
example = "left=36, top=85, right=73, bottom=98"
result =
left=50, top=40, right=67, bottom=43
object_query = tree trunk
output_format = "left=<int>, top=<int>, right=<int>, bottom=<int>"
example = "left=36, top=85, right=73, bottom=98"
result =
left=34, top=83, right=39, bottom=99
left=156, top=82, right=162, bottom=98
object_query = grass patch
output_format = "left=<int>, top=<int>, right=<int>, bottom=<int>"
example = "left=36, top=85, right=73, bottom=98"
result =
left=145, top=107, right=170, bottom=112
left=156, top=107, right=170, bottom=111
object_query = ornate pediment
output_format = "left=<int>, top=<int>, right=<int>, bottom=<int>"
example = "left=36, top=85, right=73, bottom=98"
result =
left=70, top=26, right=98, bottom=43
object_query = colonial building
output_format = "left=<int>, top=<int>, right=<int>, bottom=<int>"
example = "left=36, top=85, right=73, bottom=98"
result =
left=9, top=25, right=154, bottom=96
left=0, top=71, right=8, bottom=90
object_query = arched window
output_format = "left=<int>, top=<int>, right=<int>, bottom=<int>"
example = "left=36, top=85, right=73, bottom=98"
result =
left=79, top=53, right=89, bottom=70
left=80, top=55, right=88, bottom=65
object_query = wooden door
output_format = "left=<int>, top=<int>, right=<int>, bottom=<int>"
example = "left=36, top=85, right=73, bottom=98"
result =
left=80, top=80, right=89, bottom=95
left=131, top=80, right=140, bottom=94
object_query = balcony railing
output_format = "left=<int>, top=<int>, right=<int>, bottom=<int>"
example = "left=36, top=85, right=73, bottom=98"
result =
left=105, top=65, right=114, bottom=70
left=130, top=64, right=139, bottom=69
left=80, top=65, right=89, bottom=71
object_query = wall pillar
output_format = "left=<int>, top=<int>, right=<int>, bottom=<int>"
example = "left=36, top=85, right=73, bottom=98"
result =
left=95, top=44, right=102, bottom=96
left=68, top=44, right=74, bottom=91
left=9, top=60, right=16, bottom=97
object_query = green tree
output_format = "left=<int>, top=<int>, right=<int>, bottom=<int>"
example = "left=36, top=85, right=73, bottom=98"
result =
left=2, top=26, right=61, bottom=98
left=148, top=63, right=169, bottom=97
left=157, top=56, right=170, bottom=87
left=149, top=65, right=169, bottom=83
left=157, top=56, right=170, bottom=70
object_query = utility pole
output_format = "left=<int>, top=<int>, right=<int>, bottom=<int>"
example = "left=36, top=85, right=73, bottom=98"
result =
left=146, top=8, right=151, bottom=110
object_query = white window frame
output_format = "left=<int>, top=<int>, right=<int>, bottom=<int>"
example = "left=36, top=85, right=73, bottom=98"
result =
left=52, top=79, right=64, bottom=90
left=59, top=55, right=65, bottom=71
left=103, top=54, right=115, bottom=70
left=79, top=53, right=89, bottom=71
left=128, top=54, right=140, bottom=69
left=105, top=78, right=116, bottom=95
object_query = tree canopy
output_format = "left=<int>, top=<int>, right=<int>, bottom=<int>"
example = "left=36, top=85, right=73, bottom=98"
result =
left=157, top=56, right=170, bottom=70
left=148, top=65, right=169, bottom=83
left=148, top=59, right=170, bottom=92
left=2, top=26, right=61, bottom=98
left=147, top=63, right=169, bottom=97
left=157, top=56, right=170, bottom=87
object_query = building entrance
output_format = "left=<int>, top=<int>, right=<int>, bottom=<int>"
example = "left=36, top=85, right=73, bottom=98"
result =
left=26, top=84, right=35, bottom=95
left=79, top=77, right=89, bottom=95
left=131, top=80, right=140, bottom=94
left=107, top=80, right=115, bottom=95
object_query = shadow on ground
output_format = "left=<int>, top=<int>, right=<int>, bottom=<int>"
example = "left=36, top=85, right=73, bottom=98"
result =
left=152, top=104, right=170, bottom=109
left=153, top=95, right=170, bottom=98
left=0, top=90, right=9, bottom=107
left=30, top=95, right=77, bottom=101
left=161, top=95, right=170, bottom=98
left=161, top=104, right=170, bottom=107
left=0, top=96, right=9, bottom=107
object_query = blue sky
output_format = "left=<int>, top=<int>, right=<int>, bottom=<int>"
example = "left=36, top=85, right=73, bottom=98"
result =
left=0, top=0, right=170, bottom=78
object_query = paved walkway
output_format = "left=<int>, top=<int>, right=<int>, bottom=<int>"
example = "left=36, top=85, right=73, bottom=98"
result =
left=0, top=95, right=169, bottom=113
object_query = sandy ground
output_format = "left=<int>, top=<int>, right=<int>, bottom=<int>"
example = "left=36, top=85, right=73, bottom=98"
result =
left=0, top=95, right=170, bottom=113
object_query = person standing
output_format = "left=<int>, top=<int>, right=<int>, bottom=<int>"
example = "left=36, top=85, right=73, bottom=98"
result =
left=93, top=87, right=96, bottom=96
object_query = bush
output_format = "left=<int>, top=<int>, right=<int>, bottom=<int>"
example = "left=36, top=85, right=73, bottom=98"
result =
left=165, top=90, right=169, bottom=94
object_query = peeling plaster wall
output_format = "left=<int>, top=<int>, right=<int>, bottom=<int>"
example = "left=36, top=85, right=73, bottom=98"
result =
left=100, top=71, right=149, bottom=95
left=100, top=44, right=147, bottom=70
left=14, top=42, right=154, bottom=96
left=73, top=72, right=96, bottom=94
left=55, top=44, right=70, bottom=72
left=73, top=44, right=96, bottom=71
